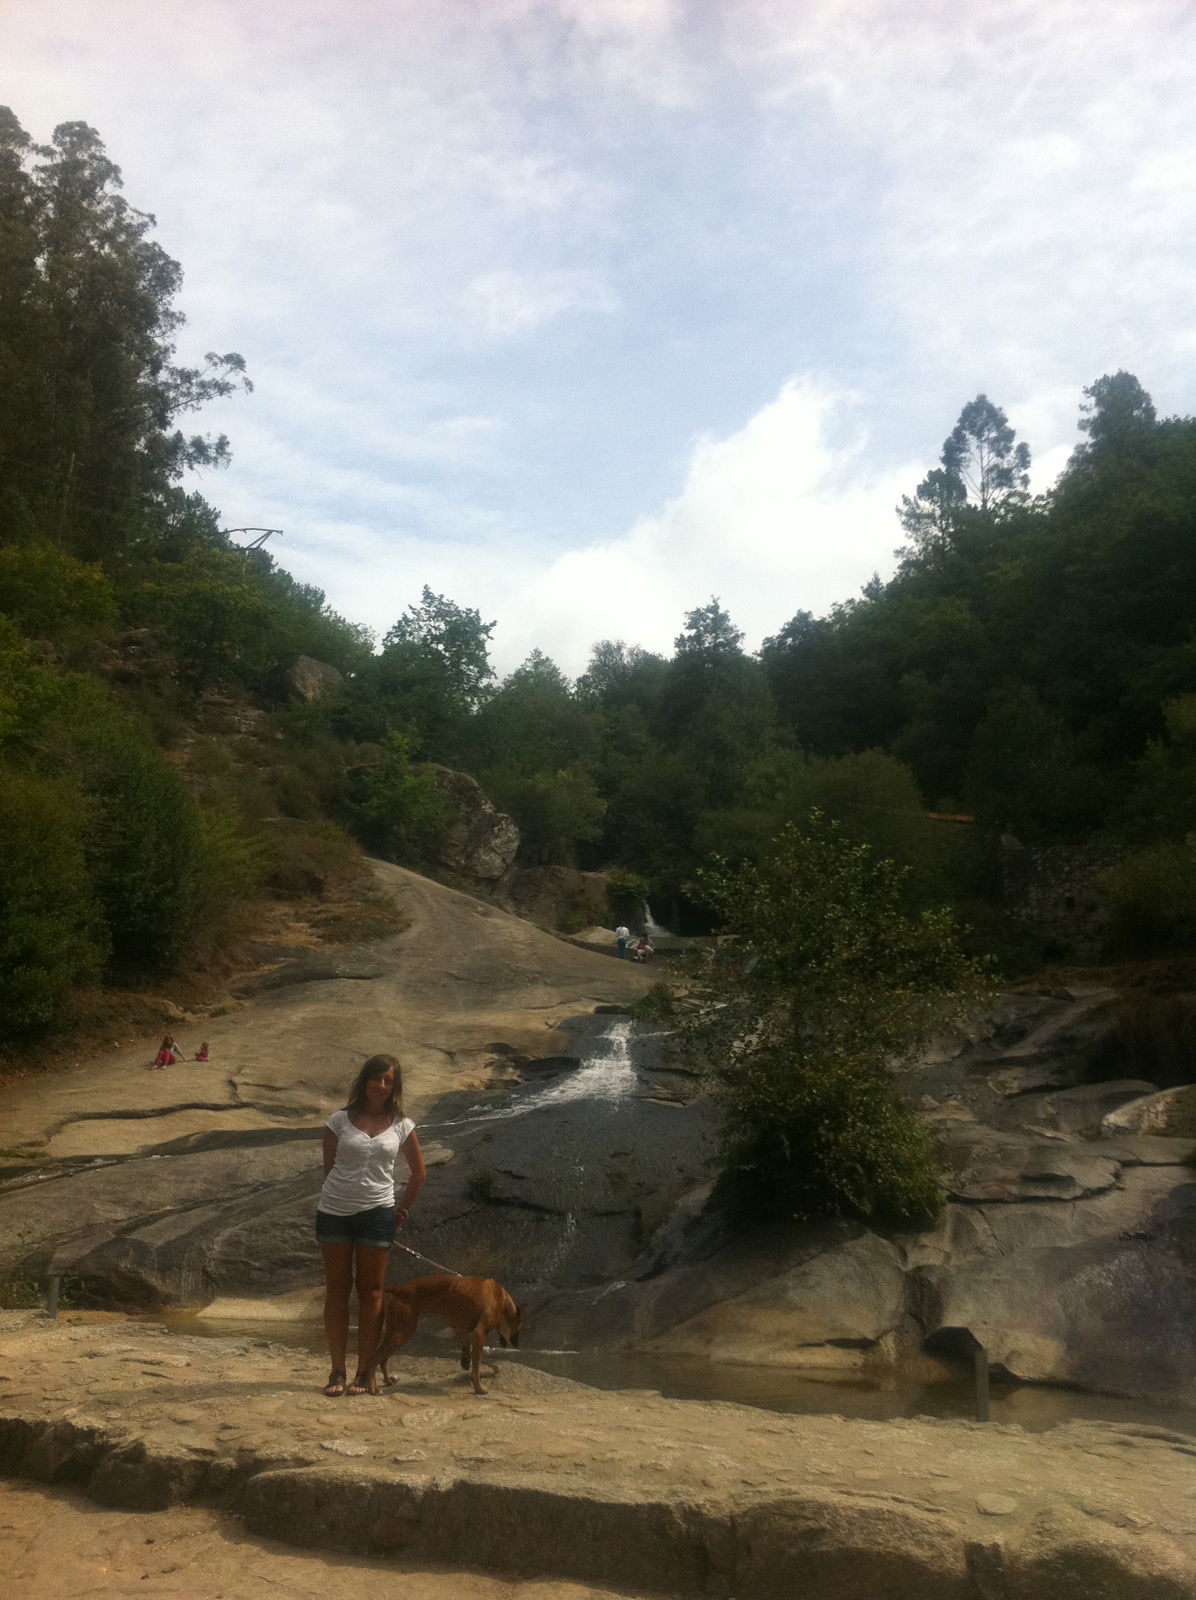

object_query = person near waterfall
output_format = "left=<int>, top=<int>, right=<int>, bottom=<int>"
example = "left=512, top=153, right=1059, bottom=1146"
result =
left=316, top=1053, right=426, bottom=1397
left=615, top=923, right=630, bottom=958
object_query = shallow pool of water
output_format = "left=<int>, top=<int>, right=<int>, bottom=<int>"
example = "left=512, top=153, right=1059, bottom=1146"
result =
left=156, top=1312, right=1195, bottom=1436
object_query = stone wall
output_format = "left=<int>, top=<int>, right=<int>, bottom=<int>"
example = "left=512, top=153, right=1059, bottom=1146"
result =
left=1001, top=839, right=1119, bottom=959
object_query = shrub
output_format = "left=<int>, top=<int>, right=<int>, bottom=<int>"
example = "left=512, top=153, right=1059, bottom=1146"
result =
left=631, top=982, right=676, bottom=1024
left=685, top=812, right=991, bottom=1229
left=1100, top=840, right=1196, bottom=957
left=0, top=542, right=117, bottom=638
left=0, top=767, right=105, bottom=1034
left=74, top=722, right=207, bottom=973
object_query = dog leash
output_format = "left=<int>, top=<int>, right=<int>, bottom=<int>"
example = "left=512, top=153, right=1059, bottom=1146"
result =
left=391, top=1239, right=462, bottom=1277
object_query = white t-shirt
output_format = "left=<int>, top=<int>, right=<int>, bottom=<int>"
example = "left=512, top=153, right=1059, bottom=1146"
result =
left=318, top=1108, right=415, bottom=1215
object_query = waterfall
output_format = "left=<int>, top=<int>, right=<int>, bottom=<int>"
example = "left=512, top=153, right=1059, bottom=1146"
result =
left=430, top=1014, right=638, bottom=1131
left=640, top=900, right=670, bottom=940
left=523, top=1017, right=634, bottom=1109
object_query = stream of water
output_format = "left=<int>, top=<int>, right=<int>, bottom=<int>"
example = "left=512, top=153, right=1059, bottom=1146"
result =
left=156, top=1309, right=1195, bottom=1436
left=428, top=1016, right=638, bottom=1132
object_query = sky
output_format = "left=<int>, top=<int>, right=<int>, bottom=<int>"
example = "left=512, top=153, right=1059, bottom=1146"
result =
left=7, top=0, right=1196, bottom=674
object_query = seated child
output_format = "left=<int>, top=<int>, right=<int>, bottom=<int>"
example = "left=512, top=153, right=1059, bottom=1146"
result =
left=153, top=1034, right=180, bottom=1069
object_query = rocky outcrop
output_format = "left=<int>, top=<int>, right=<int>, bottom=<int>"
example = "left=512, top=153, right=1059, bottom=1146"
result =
left=427, top=765, right=519, bottom=882
left=270, top=654, right=345, bottom=703
left=525, top=990, right=1196, bottom=1402
left=1104, top=1084, right=1196, bottom=1136
left=1, top=1314, right=1192, bottom=1599
left=1, top=862, right=1193, bottom=1411
left=493, top=864, right=611, bottom=932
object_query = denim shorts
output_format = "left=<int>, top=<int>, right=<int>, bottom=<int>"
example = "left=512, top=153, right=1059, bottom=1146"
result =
left=315, top=1205, right=394, bottom=1248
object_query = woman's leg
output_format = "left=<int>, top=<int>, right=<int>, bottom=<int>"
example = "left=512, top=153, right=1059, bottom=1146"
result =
left=320, top=1241, right=354, bottom=1386
left=348, top=1244, right=389, bottom=1391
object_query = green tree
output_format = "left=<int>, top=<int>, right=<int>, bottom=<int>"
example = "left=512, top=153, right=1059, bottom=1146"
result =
left=483, top=764, right=605, bottom=866
left=468, top=650, right=595, bottom=776
left=964, top=683, right=1104, bottom=840
left=382, top=587, right=495, bottom=710
left=344, top=587, right=496, bottom=759
left=685, top=814, right=989, bottom=1227
left=351, top=732, right=450, bottom=862
left=899, top=394, right=1030, bottom=555
left=0, top=110, right=250, bottom=561
left=662, top=599, right=774, bottom=808
left=1071, top=371, right=1157, bottom=466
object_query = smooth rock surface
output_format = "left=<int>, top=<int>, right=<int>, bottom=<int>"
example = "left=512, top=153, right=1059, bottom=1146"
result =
left=0, top=1314, right=1192, bottom=1599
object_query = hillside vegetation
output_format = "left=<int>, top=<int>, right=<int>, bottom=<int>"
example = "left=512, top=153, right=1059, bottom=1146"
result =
left=3, top=107, right=1196, bottom=1054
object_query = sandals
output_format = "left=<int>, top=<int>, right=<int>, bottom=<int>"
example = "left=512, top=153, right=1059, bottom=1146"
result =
left=346, top=1372, right=371, bottom=1396
left=323, top=1369, right=347, bottom=1397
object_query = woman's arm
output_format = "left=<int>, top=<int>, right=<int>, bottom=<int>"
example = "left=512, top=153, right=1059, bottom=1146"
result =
left=394, top=1130, right=426, bottom=1225
left=322, top=1127, right=338, bottom=1178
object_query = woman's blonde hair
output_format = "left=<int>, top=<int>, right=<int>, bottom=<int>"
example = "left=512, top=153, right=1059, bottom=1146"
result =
left=345, top=1053, right=403, bottom=1118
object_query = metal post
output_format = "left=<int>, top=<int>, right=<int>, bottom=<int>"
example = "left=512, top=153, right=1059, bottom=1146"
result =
left=973, top=1342, right=990, bottom=1422
left=46, top=1275, right=61, bottom=1320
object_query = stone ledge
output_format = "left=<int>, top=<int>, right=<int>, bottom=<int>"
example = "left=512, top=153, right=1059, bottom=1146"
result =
left=0, top=1315, right=1192, bottom=1599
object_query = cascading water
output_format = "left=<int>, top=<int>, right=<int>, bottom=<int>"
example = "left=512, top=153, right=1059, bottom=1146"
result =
left=640, top=900, right=670, bottom=941
left=429, top=1014, right=638, bottom=1133
left=523, top=1017, right=634, bottom=1109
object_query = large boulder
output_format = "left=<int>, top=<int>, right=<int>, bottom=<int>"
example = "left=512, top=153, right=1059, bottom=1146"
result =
left=271, top=654, right=345, bottom=703
left=427, top=764, right=519, bottom=882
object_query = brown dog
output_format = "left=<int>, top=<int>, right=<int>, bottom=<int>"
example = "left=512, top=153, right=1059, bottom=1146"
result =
left=363, top=1274, right=522, bottom=1396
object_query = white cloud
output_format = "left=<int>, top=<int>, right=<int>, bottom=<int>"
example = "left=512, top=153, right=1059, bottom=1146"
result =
left=9, top=0, right=1196, bottom=681
left=298, top=379, right=915, bottom=674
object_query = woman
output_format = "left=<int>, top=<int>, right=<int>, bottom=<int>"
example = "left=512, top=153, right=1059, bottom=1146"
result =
left=317, top=1053, right=425, bottom=1397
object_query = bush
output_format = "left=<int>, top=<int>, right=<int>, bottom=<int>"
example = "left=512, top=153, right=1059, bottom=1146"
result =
left=351, top=733, right=450, bottom=862
left=1100, top=841, right=1196, bottom=957
left=74, top=722, right=207, bottom=973
left=0, top=767, right=105, bottom=1034
left=712, top=1053, right=944, bottom=1226
left=685, top=812, right=991, bottom=1229
left=0, top=542, right=117, bottom=639
left=261, top=818, right=358, bottom=898
left=630, top=982, right=675, bottom=1024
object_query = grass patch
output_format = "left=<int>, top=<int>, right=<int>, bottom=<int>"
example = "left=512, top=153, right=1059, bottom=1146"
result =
left=630, top=982, right=676, bottom=1024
